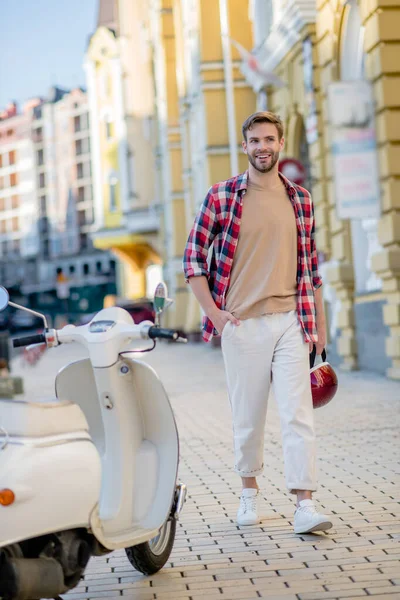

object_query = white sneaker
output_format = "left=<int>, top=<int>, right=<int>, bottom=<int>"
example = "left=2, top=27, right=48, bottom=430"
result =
left=294, top=499, right=333, bottom=534
left=237, top=488, right=260, bottom=526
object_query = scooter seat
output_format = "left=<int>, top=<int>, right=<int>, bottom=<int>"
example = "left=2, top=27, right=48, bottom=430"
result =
left=0, top=397, right=89, bottom=438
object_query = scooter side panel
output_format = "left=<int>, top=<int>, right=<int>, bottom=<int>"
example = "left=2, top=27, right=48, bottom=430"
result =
left=0, top=439, right=101, bottom=548
left=56, top=357, right=180, bottom=549
left=89, top=358, right=180, bottom=549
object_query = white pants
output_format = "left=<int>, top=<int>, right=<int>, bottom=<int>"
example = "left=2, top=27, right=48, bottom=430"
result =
left=221, top=310, right=316, bottom=494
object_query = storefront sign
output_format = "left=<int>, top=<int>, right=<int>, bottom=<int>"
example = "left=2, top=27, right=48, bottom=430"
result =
left=302, top=37, right=318, bottom=145
left=328, top=81, right=381, bottom=220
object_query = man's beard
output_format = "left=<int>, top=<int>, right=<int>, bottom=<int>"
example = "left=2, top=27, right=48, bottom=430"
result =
left=248, top=151, right=280, bottom=173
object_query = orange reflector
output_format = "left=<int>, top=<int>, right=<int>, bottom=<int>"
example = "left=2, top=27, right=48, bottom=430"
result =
left=0, top=489, right=15, bottom=506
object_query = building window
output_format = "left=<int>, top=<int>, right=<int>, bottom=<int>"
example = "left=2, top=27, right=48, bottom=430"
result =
left=251, top=0, right=274, bottom=47
left=8, top=150, right=16, bottom=165
left=33, top=127, right=43, bottom=143
left=2, top=240, right=7, bottom=255
left=75, top=139, right=83, bottom=155
left=12, top=239, right=20, bottom=255
left=77, top=163, right=84, bottom=179
left=11, top=195, right=19, bottom=209
left=0, top=198, right=4, bottom=211
left=12, top=217, right=19, bottom=232
left=0, top=154, right=2, bottom=168
left=80, top=234, right=88, bottom=251
left=108, top=173, right=118, bottom=212
left=74, top=116, right=81, bottom=133
left=10, top=173, right=17, bottom=187
left=39, top=173, right=46, bottom=188
left=37, top=149, right=44, bottom=166
left=96, top=261, right=103, bottom=273
left=78, top=210, right=86, bottom=227
left=86, top=207, right=94, bottom=224
left=105, top=120, right=113, bottom=140
left=0, top=176, right=4, bottom=190
left=0, top=220, right=6, bottom=234
left=39, top=195, right=47, bottom=215
left=340, top=0, right=366, bottom=81
left=41, top=239, right=50, bottom=259
left=77, top=186, right=85, bottom=203
left=7, top=129, right=14, bottom=137
left=83, top=262, right=90, bottom=275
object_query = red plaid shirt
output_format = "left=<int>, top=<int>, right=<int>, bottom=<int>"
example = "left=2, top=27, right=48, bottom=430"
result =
left=183, top=170, right=322, bottom=343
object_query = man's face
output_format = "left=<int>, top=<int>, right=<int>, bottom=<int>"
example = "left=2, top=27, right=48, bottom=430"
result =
left=242, top=122, right=284, bottom=174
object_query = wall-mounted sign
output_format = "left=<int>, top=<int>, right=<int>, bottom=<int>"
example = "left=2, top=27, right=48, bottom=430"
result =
left=327, top=81, right=381, bottom=220
left=280, top=158, right=306, bottom=186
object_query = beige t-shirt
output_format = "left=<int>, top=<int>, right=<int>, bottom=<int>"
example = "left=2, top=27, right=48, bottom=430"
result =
left=225, top=178, right=298, bottom=319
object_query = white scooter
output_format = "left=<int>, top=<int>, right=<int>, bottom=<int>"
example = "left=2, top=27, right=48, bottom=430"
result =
left=0, top=283, right=187, bottom=600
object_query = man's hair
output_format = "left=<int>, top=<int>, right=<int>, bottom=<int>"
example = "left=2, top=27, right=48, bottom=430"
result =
left=242, top=111, right=284, bottom=141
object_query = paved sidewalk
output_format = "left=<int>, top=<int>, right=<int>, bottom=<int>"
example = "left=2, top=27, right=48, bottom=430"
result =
left=12, top=340, right=400, bottom=600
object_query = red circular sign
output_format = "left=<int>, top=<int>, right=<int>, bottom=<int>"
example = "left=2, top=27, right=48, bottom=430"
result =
left=279, top=158, right=306, bottom=186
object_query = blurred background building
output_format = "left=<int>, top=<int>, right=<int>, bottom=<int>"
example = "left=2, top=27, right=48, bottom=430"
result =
left=1, top=0, right=399, bottom=379
left=0, top=87, right=116, bottom=324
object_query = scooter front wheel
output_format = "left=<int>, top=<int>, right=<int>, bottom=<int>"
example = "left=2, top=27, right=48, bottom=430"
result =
left=125, top=519, right=176, bottom=575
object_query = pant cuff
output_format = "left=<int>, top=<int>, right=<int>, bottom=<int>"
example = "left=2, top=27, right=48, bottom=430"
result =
left=288, top=484, right=317, bottom=495
left=234, top=465, right=264, bottom=478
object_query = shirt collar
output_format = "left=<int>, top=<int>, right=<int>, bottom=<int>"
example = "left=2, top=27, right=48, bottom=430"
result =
left=235, top=170, right=297, bottom=195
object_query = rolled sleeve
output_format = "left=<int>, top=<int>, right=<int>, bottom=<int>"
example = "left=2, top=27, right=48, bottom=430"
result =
left=310, top=203, right=322, bottom=290
left=183, top=188, right=219, bottom=283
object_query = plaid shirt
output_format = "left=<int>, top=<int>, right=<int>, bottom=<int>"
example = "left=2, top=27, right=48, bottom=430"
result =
left=183, top=170, right=322, bottom=343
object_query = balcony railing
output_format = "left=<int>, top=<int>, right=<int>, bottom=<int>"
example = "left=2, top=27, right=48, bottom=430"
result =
left=124, top=207, right=160, bottom=234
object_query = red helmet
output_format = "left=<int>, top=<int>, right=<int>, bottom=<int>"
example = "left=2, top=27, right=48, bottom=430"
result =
left=310, top=348, right=338, bottom=409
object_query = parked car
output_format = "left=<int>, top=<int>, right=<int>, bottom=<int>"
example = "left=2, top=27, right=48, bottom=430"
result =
left=77, top=298, right=155, bottom=327
left=118, top=298, right=155, bottom=324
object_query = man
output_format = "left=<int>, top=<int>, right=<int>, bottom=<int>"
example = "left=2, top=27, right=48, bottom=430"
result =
left=183, top=111, right=332, bottom=534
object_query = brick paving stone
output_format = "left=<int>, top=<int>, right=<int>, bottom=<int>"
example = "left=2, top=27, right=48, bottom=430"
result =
left=220, top=587, right=259, bottom=598
left=17, top=343, right=399, bottom=600
left=90, top=596, right=123, bottom=600
left=364, top=596, right=400, bottom=599
left=189, top=595, right=224, bottom=600
left=366, top=586, right=400, bottom=595
left=297, top=591, right=368, bottom=600
left=258, top=595, right=298, bottom=600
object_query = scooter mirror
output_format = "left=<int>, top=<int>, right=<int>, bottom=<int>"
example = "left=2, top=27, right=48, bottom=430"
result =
left=153, top=282, right=168, bottom=314
left=0, top=287, right=9, bottom=311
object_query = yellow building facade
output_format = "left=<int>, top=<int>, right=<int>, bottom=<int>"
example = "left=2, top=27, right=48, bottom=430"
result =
left=149, top=0, right=256, bottom=330
left=259, top=0, right=400, bottom=378
left=86, top=0, right=399, bottom=377
left=85, top=1, right=162, bottom=303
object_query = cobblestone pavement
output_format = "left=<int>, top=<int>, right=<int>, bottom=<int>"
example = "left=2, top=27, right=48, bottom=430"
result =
left=12, top=339, right=400, bottom=600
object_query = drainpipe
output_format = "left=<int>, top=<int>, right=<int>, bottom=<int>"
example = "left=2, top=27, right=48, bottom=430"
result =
left=84, top=59, right=104, bottom=230
left=151, top=0, right=175, bottom=298
left=219, top=0, right=239, bottom=176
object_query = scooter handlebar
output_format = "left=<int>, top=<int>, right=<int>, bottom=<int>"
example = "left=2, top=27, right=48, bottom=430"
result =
left=148, top=326, right=179, bottom=341
left=13, top=333, right=46, bottom=348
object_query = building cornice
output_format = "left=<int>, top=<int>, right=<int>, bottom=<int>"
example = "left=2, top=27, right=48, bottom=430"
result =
left=255, top=0, right=316, bottom=72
